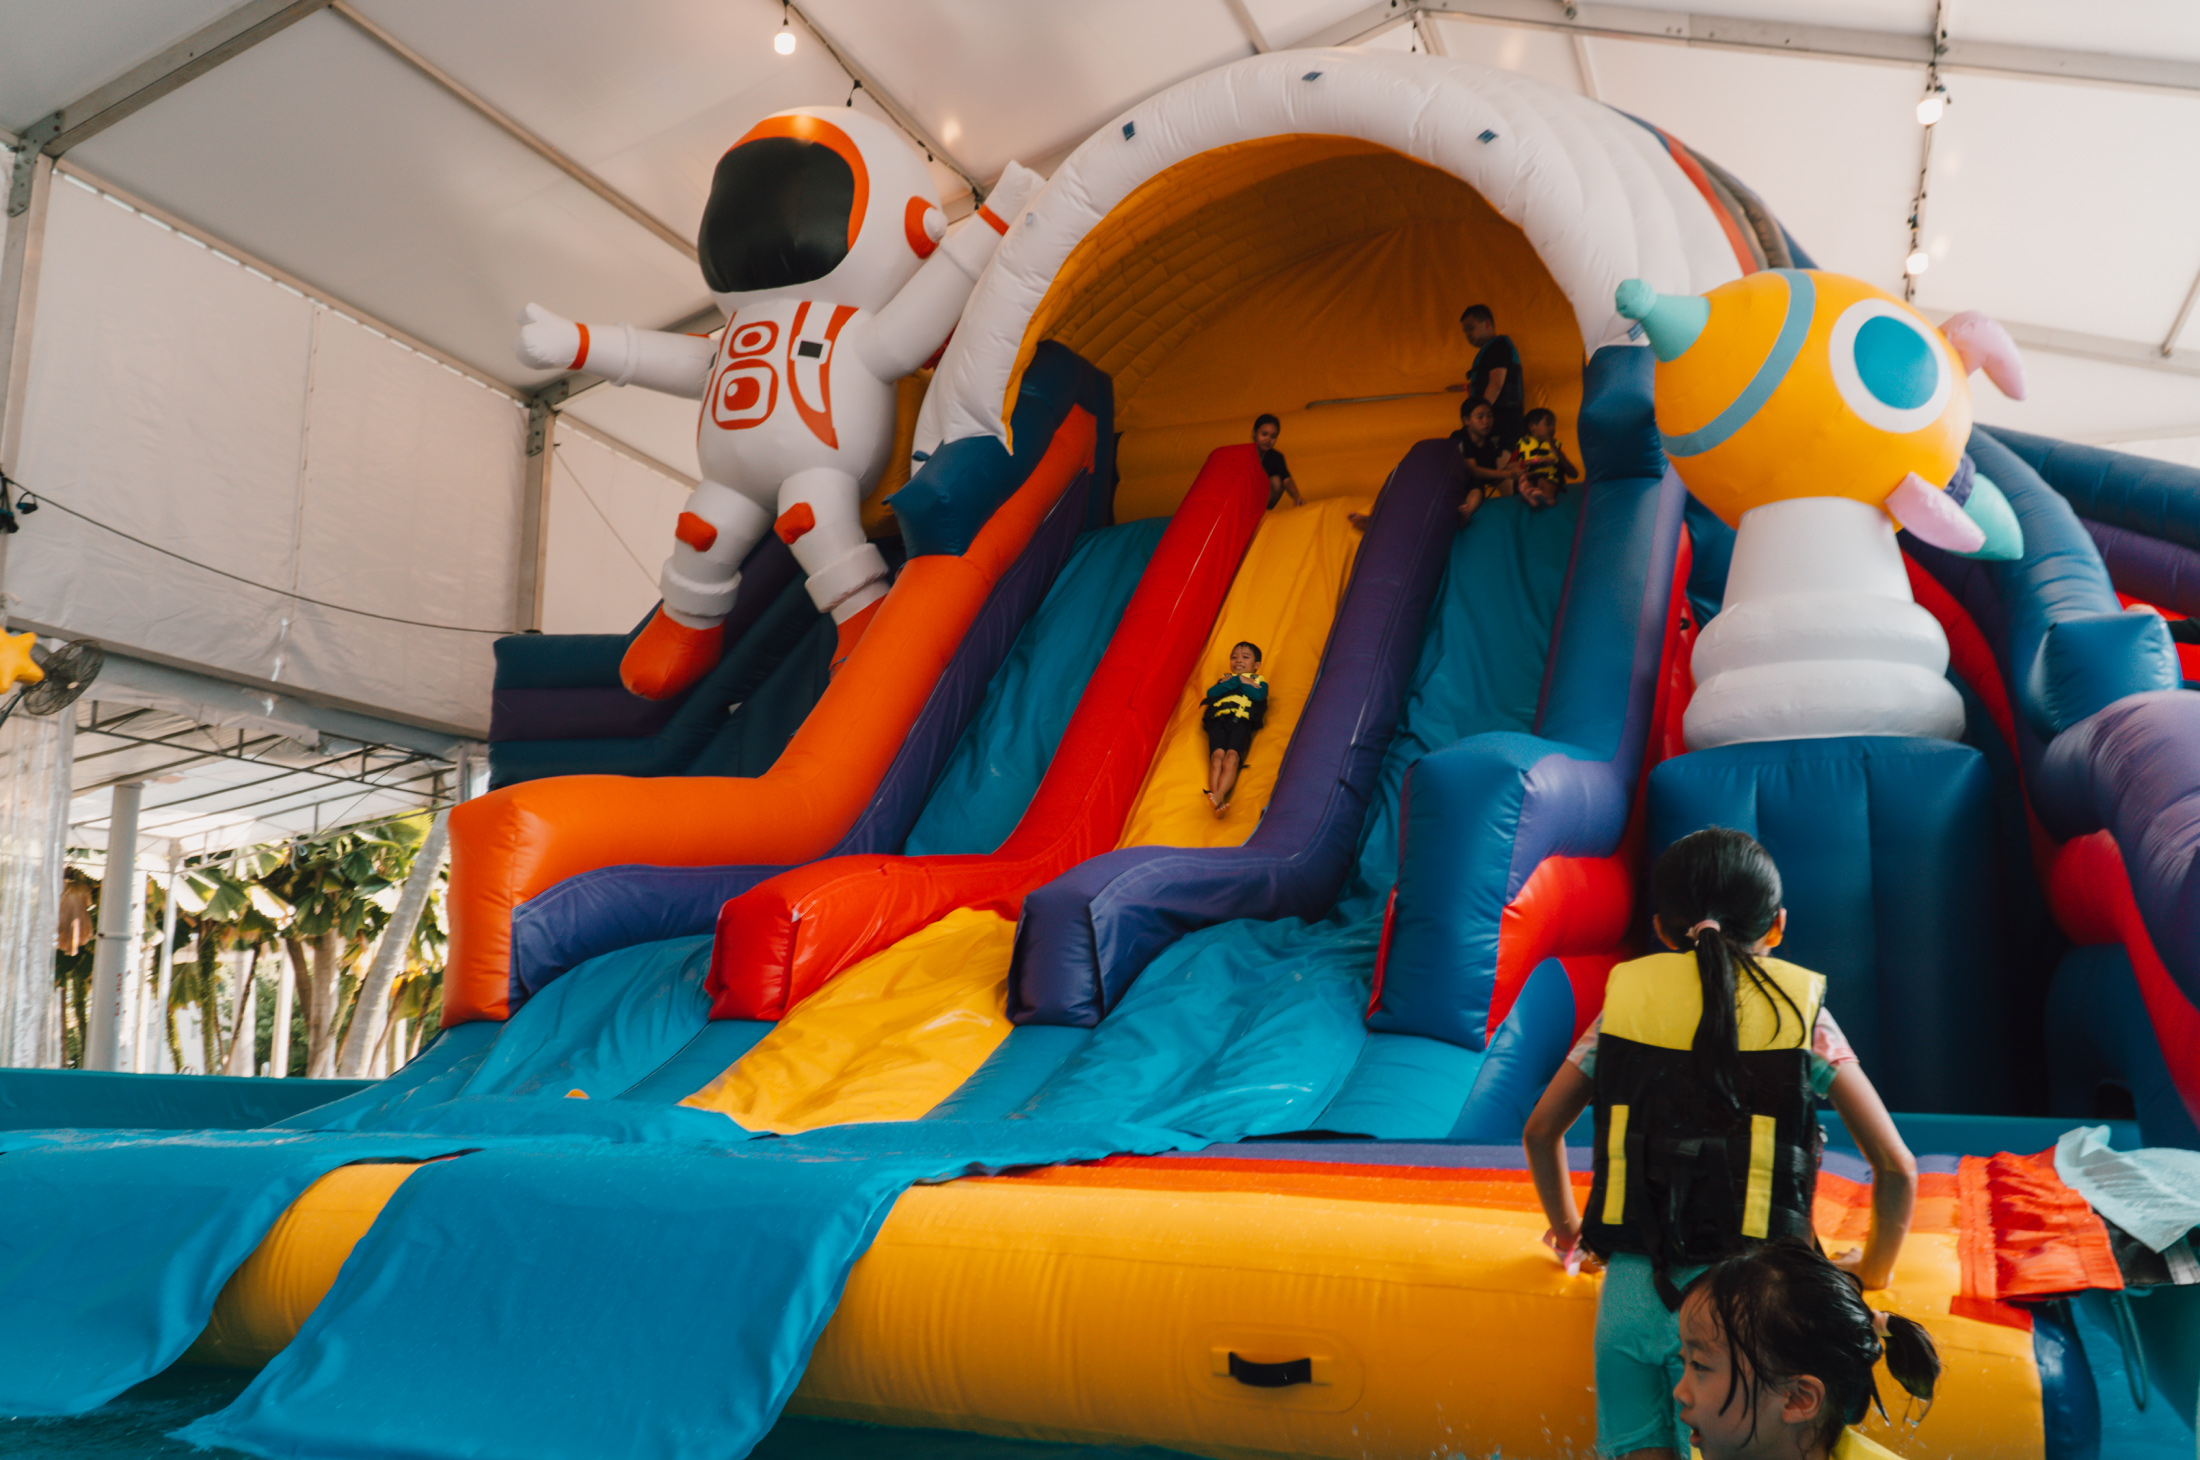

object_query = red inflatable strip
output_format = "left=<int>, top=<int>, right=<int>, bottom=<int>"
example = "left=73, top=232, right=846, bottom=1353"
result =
left=2047, top=830, right=2200, bottom=1131
left=439, top=409, right=1097, bottom=1024
left=1954, top=1148, right=2122, bottom=1329
left=707, top=444, right=1272, bottom=1020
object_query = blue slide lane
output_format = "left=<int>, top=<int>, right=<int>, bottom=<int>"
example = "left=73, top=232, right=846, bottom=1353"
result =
left=904, top=516, right=1167, bottom=856
left=1015, top=494, right=1576, bottom=1140
left=0, top=1130, right=507, bottom=1415
left=178, top=1121, right=1194, bottom=1460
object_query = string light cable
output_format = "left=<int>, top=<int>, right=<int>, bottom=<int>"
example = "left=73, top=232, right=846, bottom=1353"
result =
left=0, top=470, right=508, bottom=636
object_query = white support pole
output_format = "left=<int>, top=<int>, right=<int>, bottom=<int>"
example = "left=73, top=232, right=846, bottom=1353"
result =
left=85, top=782, right=143, bottom=1071
left=267, top=940, right=294, bottom=1078
left=147, top=841, right=180, bottom=1073
left=225, top=947, right=259, bottom=1077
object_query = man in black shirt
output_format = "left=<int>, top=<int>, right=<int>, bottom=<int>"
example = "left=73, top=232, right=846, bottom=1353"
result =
left=1461, top=304, right=1525, bottom=447
left=1253, top=414, right=1304, bottom=509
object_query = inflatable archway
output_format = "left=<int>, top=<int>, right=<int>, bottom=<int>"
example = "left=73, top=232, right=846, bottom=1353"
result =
left=922, top=49, right=1756, bottom=512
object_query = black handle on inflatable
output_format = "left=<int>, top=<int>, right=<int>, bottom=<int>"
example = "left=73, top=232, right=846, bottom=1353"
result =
left=1226, top=1353, right=1312, bottom=1388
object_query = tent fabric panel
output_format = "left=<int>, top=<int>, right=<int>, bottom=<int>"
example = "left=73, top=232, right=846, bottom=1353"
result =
left=281, top=306, right=525, bottom=733
left=14, top=172, right=526, bottom=736
left=541, top=428, right=690, bottom=637
left=13, top=174, right=314, bottom=686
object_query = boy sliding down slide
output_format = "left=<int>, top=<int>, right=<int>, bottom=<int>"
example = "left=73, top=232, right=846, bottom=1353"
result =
left=1201, top=641, right=1268, bottom=816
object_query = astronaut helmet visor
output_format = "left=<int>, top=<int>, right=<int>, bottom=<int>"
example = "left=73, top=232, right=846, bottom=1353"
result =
left=698, top=135, right=857, bottom=294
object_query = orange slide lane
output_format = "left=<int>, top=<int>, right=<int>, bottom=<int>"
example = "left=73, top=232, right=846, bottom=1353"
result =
left=706, top=445, right=1272, bottom=1021
left=440, top=410, right=1099, bottom=1024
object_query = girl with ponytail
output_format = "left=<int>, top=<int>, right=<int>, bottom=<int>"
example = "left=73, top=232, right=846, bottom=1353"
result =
left=1675, top=1239, right=1941, bottom=1460
left=1523, top=828, right=1918, bottom=1460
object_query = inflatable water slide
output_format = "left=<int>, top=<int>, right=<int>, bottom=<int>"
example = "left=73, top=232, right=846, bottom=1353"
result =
left=6, top=47, right=2200, bottom=1460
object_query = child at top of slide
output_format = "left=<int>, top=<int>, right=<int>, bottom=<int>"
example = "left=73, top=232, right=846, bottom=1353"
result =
left=1676, top=1240, right=1941, bottom=1460
left=1515, top=406, right=1581, bottom=509
left=1521, top=827, right=1918, bottom=1460
left=1454, top=398, right=1525, bottom=527
left=1253, top=415, right=1304, bottom=509
left=1202, top=642, right=1268, bottom=817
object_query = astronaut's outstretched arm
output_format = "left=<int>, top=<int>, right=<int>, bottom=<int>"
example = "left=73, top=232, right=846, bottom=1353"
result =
left=854, top=162, right=1043, bottom=381
left=513, top=304, right=716, bottom=399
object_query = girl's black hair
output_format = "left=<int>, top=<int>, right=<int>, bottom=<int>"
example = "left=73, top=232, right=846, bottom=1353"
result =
left=1252, top=413, right=1281, bottom=433
left=1232, top=641, right=1263, bottom=662
left=1524, top=406, right=1557, bottom=429
left=1684, top=1239, right=1941, bottom=1447
left=1650, top=827, right=1801, bottom=1106
left=1462, top=398, right=1493, bottom=419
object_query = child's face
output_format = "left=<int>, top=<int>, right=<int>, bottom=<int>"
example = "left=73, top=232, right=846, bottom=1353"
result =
left=1527, top=417, right=1556, bottom=442
left=1229, top=646, right=1258, bottom=678
left=1465, top=406, right=1492, bottom=438
left=1254, top=422, right=1280, bottom=452
left=1675, top=1294, right=1820, bottom=1460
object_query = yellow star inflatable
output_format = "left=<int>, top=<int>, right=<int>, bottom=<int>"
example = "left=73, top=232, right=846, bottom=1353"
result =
left=0, top=629, right=43, bottom=694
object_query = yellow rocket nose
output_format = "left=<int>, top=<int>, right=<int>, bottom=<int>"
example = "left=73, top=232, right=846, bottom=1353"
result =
left=1616, top=279, right=1710, bottom=363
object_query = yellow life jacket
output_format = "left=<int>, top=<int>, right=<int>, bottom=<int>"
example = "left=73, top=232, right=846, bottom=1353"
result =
left=1581, top=952, right=1827, bottom=1284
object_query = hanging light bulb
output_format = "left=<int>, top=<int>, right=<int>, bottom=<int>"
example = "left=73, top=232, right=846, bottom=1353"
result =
left=1915, top=86, right=1947, bottom=126
left=1905, top=248, right=1932, bottom=277
left=775, top=4, right=796, bottom=54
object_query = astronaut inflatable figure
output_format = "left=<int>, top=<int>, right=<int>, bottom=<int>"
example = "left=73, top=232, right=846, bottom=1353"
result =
left=516, top=109, right=1041, bottom=699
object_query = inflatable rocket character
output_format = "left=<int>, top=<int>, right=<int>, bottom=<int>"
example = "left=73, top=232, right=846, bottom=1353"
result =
left=517, top=109, right=1042, bottom=699
left=1615, top=270, right=2028, bottom=750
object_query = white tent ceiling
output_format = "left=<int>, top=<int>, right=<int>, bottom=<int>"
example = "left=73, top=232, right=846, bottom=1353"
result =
left=6, top=0, right=2199, bottom=483
left=5, top=0, right=2200, bottom=861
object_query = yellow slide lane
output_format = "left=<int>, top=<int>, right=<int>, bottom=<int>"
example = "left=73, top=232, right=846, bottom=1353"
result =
left=691, top=497, right=1371, bottom=1132
left=682, top=908, right=1017, bottom=1133
left=1114, top=494, right=1368, bottom=850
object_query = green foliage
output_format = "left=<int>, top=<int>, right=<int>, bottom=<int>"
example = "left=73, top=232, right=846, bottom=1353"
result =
left=52, top=810, right=449, bottom=1072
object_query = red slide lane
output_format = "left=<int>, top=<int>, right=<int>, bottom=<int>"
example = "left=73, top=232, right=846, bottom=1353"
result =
left=707, top=444, right=1271, bottom=1021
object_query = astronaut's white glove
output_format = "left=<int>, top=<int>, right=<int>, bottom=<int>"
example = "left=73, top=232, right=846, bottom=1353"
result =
left=980, top=160, right=1043, bottom=230
left=515, top=302, right=583, bottom=371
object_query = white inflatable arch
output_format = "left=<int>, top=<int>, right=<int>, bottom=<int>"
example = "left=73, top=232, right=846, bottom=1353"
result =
left=916, top=48, right=1751, bottom=510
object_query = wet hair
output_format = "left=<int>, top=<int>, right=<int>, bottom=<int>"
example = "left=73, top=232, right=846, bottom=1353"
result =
left=1232, top=641, right=1263, bottom=662
left=1252, top=414, right=1281, bottom=434
left=1524, top=407, right=1557, bottom=430
left=1650, top=828, right=1802, bottom=1106
left=1684, top=1239, right=1941, bottom=1448
left=1459, top=304, right=1495, bottom=326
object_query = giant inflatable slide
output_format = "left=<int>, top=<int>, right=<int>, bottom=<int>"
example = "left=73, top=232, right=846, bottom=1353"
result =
left=6, top=48, right=2200, bottom=1460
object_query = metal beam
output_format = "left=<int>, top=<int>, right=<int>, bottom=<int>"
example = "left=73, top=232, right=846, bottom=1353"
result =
left=326, top=0, right=698, bottom=262
left=1220, top=0, right=1273, bottom=53
left=0, top=147, right=51, bottom=608
left=784, top=0, right=984, bottom=198
left=1300, top=2, right=2200, bottom=95
left=1914, top=311, right=2200, bottom=381
left=2163, top=266, right=2200, bottom=358
left=10, top=0, right=333, bottom=212
left=516, top=400, right=554, bottom=633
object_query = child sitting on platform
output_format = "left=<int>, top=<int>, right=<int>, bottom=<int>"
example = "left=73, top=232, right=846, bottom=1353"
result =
left=1202, top=641, right=1268, bottom=816
left=1676, top=1240, right=1940, bottom=1460
left=1515, top=406, right=1581, bottom=509
left=1455, top=398, right=1524, bottom=527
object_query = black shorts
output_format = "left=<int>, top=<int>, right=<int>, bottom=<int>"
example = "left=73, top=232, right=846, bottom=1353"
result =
left=1206, top=717, right=1254, bottom=759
